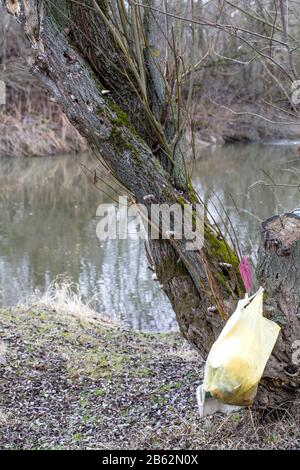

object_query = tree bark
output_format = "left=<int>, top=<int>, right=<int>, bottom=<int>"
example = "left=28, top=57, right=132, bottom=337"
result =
left=256, top=213, right=300, bottom=406
left=2, top=0, right=299, bottom=407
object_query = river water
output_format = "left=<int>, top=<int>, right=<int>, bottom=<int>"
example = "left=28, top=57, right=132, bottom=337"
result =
left=1, top=142, right=300, bottom=331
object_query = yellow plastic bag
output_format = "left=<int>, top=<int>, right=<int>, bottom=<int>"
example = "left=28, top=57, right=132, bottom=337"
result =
left=203, top=288, right=281, bottom=406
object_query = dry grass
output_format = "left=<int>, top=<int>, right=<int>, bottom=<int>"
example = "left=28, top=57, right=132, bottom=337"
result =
left=0, top=290, right=299, bottom=449
left=0, top=107, right=87, bottom=158
left=25, top=277, right=115, bottom=327
left=0, top=60, right=87, bottom=157
left=0, top=8, right=88, bottom=158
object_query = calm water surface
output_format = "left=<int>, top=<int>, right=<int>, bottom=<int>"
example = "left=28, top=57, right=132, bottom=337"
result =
left=1, top=143, right=300, bottom=331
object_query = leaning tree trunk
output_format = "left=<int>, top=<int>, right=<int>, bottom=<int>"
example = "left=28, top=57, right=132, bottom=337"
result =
left=2, top=0, right=299, bottom=407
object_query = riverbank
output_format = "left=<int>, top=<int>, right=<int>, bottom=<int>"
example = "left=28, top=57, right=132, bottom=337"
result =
left=2, top=50, right=299, bottom=157
left=0, top=59, right=87, bottom=158
left=0, top=8, right=87, bottom=158
left=2, top=4, right=300, bottom=158
left=0, top=305, right=299, bottom=450
left=192, top=99, right=300, bottom=145
left=0, top=105, right=87, bottom=158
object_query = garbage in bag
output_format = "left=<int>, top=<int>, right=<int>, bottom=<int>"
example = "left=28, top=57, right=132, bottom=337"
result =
left=203, top=287, right=281, bottom=406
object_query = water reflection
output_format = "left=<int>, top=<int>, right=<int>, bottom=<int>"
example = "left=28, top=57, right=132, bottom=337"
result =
left=192, top=143, right=300, bottom=257
left=1, top=144, right=300, bottom=331
left=0, top=155, right=175, bottom=331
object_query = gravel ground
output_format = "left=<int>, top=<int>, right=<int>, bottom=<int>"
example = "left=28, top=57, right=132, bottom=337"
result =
left=0, top=307, right=299, bottom=450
